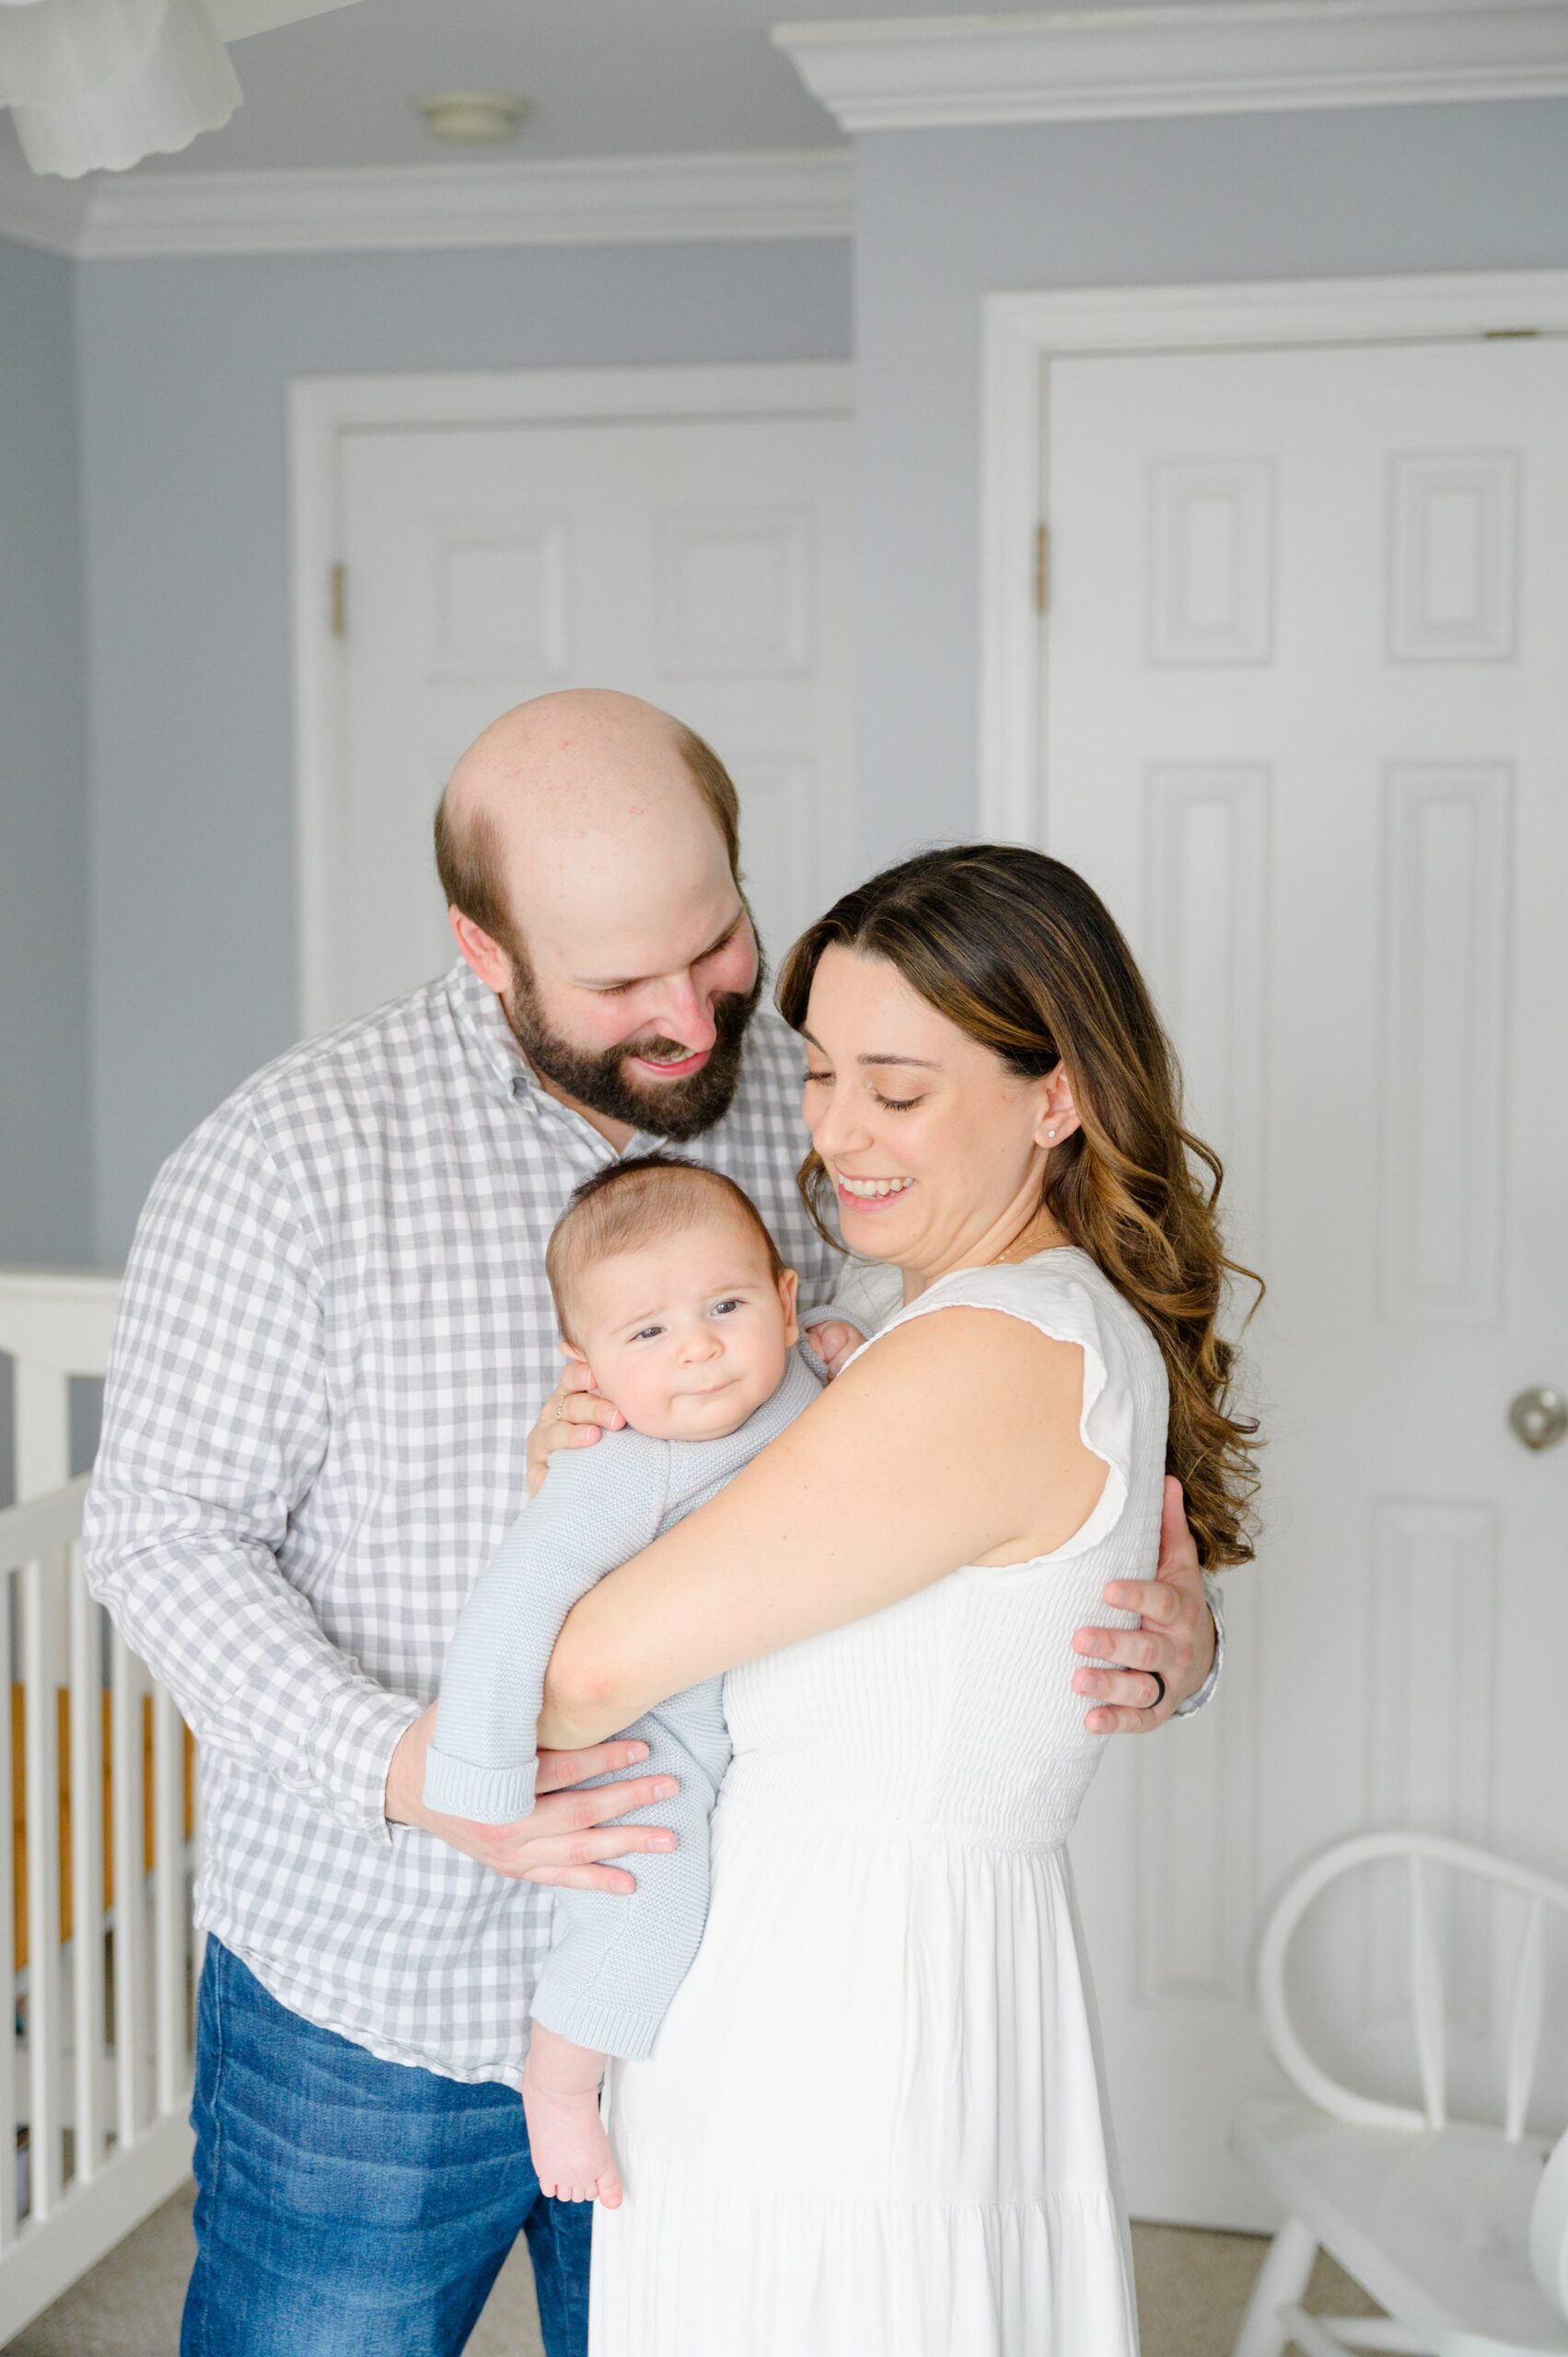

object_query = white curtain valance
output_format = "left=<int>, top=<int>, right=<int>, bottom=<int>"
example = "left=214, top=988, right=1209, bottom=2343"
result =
left=0, top=0, right=239, bottom=177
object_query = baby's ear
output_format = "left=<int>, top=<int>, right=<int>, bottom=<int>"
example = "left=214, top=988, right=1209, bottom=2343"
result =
left=778, top=1265, right=800, bottom=1344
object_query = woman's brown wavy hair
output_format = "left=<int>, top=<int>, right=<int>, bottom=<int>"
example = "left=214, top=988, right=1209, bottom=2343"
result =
left=775, top=843, right=1261, bottom=1569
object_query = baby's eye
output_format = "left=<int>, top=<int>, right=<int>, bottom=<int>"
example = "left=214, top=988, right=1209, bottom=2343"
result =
left=631, top=1324, right=664, bottom=1342
left=710, top=1298, right=742, bottom=1318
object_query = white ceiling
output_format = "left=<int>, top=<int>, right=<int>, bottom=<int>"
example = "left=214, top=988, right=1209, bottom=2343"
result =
left=122, top=0, right=1019, bottom=176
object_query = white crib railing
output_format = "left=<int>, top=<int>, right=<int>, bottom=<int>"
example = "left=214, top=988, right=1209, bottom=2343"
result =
left=0, top=1269, right=122, bottom=1505
left=0, top=1271, right=197, bottom=2342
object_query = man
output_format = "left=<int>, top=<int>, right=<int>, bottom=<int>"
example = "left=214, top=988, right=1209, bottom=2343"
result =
left=85, top=691, right=1221, bottom=2355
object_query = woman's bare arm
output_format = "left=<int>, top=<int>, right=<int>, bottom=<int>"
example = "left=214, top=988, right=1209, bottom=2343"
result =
left=538, top=1308, right=1101, bottom=1749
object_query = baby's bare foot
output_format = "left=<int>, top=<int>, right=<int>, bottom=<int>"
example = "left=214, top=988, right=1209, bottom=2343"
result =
left=523, top=2072, right=623, bottom=2210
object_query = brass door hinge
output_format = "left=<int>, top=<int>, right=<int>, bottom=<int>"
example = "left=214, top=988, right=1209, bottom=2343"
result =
left=1033, top=521, right=1050, bottom=616
left=330, top=562, right=347, bottom=638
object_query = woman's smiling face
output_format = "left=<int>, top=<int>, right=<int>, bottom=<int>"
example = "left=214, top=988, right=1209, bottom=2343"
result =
left=801, top=945, right=1075, bottom=1285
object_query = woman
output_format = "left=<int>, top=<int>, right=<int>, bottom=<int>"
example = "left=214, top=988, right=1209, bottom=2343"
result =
left=536, top=844, right=1259, bottom=2355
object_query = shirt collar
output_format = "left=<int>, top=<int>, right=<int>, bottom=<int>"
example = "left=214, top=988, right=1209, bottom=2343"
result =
left=442, top=957, right=668, bottom=1153
left=445, top=957, right=538, bottom=1108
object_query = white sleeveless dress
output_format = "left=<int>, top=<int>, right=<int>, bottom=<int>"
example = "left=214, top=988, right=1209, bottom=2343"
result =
left=587, top=1248, right=1168, bottom=2357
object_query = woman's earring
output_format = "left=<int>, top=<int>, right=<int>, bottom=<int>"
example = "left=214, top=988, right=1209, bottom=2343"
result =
left=1046, top=1126, right=1057, bottom=1143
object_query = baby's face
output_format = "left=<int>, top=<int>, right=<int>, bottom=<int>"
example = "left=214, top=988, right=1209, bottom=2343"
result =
left=567, top=1216, right=800, bottom=1442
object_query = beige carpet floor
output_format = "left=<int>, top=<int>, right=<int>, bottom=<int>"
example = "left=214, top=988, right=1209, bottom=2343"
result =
left=4, top=2187, right=1386, bottom=2355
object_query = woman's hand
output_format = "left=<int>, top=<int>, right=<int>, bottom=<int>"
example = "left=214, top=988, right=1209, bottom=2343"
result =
left=385, top=1704, right=679, bottom=1894
left=1070, top=1478, right=1214, bottom=1734
left=525, top=1357, right=625, bottom=1498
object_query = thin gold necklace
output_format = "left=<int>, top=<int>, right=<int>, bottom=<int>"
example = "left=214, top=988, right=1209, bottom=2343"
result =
left=994, top=1214, right=1068, bottom=1267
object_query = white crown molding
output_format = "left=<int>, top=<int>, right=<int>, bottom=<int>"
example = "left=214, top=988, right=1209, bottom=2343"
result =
left=774, top=0, right=1568, bottom=131
left=0, top=145, right=851, bottom=261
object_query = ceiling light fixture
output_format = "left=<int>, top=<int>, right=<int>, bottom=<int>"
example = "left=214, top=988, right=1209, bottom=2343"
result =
left=416, top=91, right=528, bottom=145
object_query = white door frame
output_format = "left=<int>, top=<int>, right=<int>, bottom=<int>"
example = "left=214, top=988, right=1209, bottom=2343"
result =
left=978, top=268, right=1568, bottom=842
left=288, top=360, right=855, bottom=1040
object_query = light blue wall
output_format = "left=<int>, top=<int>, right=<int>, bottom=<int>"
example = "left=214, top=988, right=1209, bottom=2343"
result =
left=75, top=238, right=854, bottom=1260
left=0, top=236, right=92, bottom=1268
left=854, top=98, right=1568, bottom=866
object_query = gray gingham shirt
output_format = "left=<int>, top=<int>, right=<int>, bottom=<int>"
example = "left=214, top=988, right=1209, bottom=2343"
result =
left=83, top=958, right=848, bottom=2087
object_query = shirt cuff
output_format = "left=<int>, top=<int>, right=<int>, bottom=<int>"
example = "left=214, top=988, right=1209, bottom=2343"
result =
left=1173, top=1572, right=1225, bottom=1718
left=422, top=1747, right=539, bottom=1825
left=308, top=1681, right=424, bottom=1844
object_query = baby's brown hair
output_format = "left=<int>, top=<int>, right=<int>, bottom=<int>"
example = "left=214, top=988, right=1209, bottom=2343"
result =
left=546, top=1154, right=785, bottom=1346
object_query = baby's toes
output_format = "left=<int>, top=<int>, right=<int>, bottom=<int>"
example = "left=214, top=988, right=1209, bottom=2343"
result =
left=598, top=2167, right=623, bottom=2211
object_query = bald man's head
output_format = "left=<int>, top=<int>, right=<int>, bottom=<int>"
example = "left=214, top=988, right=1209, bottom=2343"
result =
left=434, top=690, right=764, bottom=1142
left=435, top=691, right=740, bottom=961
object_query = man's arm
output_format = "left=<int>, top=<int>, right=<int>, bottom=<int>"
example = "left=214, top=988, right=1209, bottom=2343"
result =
left=85, top=1106, right=685, bottom=1888
left=84, top=1107, right=422, bottom=1842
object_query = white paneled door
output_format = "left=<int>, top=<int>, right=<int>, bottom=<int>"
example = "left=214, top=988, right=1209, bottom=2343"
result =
left=1040, top=335, right=1568, bottom=2227
left=309, top=376, right=855, bottom=1033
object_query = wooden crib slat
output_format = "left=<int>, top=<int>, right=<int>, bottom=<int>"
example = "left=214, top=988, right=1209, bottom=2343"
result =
left=153, top=1690, right=186, bottom=2117
left=21, top=1556, right=63, bottom=2220
left=0, top=1569, right=16, bottom=2250
left=110, top=1630, right=145, bottom=2151
left=68, top=1550, right=107, bottom=2185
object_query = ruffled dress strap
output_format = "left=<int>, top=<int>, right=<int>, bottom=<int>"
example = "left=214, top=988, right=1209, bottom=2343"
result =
left=844, top=1247, right=1153, bottom=1563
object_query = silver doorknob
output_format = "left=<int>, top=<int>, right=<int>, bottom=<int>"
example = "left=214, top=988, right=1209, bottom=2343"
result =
left=1508, top=1387, right=1568, bottom=1451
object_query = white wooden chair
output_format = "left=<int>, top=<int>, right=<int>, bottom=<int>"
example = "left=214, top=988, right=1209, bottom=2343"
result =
left=1231, top=1831, right=1568, bottom=2357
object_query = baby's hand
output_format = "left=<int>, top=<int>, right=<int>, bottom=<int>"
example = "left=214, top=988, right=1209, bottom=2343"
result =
left=806, top=1320, right=865, bottom=1378
left=526, top=1357, right=625, bottom=1496
left=522, top=2022, right=623, bottom=2209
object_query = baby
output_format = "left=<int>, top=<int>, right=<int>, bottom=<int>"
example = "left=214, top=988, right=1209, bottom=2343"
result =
left=423, top=1152, right=828, bottom=2211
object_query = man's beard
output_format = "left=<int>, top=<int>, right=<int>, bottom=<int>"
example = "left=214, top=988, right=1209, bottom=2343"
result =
left=500, top=946, right=766, bottom=1144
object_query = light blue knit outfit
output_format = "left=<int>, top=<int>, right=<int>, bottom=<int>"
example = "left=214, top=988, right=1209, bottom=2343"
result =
left=423, top=1344, right=823, bottom=2061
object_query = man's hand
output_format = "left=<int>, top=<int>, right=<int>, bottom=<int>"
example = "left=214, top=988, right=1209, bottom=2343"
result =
left=385, top=1703, right=679, bottom=1894
left=524, top=1324, right=867, bottom=1496
left=1070, top=1477, right=1214, bottom=1735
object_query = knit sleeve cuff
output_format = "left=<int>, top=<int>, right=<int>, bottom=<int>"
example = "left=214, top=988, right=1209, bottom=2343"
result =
left=421, top=1747, right=539, bottom=1825
left=528, top=1979, right=664, bottom=2062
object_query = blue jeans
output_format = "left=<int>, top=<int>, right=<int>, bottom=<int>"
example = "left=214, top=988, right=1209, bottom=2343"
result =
left=182, top=1939, right=592, bottom=2357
